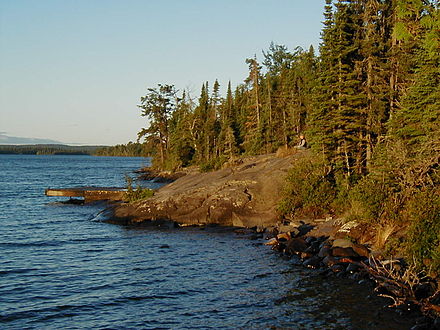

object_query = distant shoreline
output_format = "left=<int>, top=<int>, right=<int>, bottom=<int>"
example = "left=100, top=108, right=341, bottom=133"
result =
left=0, top=144, right=102, bottom=156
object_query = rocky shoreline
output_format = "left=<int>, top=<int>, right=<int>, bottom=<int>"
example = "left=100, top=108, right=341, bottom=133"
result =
left=106, top=153, right=439, bottom=327
left=112, top=153, right=303, bottom=228
left=262, top=221, right=440, bottom=328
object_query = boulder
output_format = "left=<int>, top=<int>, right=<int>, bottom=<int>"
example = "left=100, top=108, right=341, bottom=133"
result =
left=277, top=232, right=291, bottom=242
left=265, top=238, right=278, bottom=246
left=331, top=247, right=359, bottom=258
left=300, top=252, right=314, bottom=259
left=346, top=263, right=361, bottom=273
left=318, top=246, right=332, bottom=258
left=322, top=255, right=338, bottom=267
left=305, top=236, right=316, bottom=244
left=285, top=238, right=308, bottom=254
left=278, top=224, right=300, bottom=236
left=351, top=244, right=370, bottom=258
left=305, top=245, right=319, bottom=254
left=331, top=264, right=345, bottom=273
left=303, top=255, right=322, bottom=269
left=332, top=238, right=355, bottom=249
left=332, top=239, right=370, bottom=258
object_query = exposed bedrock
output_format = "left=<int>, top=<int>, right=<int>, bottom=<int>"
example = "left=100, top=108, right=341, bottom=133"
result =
left=112, top=153, right=305, bottom=227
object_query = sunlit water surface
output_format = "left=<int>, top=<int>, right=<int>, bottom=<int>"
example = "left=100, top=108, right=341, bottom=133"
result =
left=0, top=155, right=413, bottom=329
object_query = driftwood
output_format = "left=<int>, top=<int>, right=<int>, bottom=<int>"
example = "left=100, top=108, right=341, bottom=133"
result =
left=269, top=232, right=439, bottom=319
left=360, top=257, right=439, bottom=318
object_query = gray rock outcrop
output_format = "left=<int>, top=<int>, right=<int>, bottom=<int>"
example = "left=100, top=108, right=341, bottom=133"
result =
left=112, top=153, right=305, bottom=227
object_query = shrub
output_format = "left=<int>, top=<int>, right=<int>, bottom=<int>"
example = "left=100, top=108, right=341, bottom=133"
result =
left=346, top=175, right=391, bottom=224
left=199, top=156, right=227, bottom=172
left=405, top=189, right=440, bottom=274
left=278, top=153, right=336, bottom=219
left=124, top=176, right=154, bottom=202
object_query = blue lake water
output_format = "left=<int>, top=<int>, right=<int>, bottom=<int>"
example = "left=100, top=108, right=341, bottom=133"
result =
left=0, top=155, right=413, bottom=329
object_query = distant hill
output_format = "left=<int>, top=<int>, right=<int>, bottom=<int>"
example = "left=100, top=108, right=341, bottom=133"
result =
left=0, top=133, right=63, bottom=145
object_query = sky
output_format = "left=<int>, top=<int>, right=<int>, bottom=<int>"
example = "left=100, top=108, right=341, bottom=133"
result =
left=0, top=0, right=325, bottom=145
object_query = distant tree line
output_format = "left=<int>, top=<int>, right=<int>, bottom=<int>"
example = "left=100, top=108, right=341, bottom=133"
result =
left=137, top=0, right=439, bottom=272
left=0, top=143, right=148, bottom=157
left=0, top=144, right=99, bottom=155
left=94, top=142, right=148, bottom=157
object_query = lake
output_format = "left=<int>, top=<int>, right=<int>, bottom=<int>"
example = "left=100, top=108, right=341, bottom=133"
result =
left=0, top=155, right=412, bottom=329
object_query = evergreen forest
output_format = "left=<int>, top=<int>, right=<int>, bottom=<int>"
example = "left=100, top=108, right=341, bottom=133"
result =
left=137, top=0, right=439, bottom=273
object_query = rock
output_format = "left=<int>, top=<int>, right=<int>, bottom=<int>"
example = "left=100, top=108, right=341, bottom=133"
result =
left=303, top=255, right=322, bottom=269
left=331, top=247, right=359, bottom=258
left=336, top=271, right=347, bottom=278
left=265, top=238, right=278, bottom=246
left=285, top=237, right=308, bottom=254
left=300, top=252, right=314, bottom=259
left=291, top=255, right=303, bottom=266
left=318, top=246, right=332, bottom=258
left=278, top=224, right=299, bottom=236
left=351, top=244, right=370, bottom=258
left=277, top=232, right=291, bottom=242
left=310, top=240, right=321, bottom=250
left=114, top=153, right=303, bottom=228
left=414, top=282, right=436, bottom=300
left=331, top=264, right=345, bottom=273
left=346, top=263, right=361, bottom=273
left=249, top=233, right=263, bottom=240
left=358, top=279, right=369, bottom=285
left=331, top=239, right=370, bottom=258
left=332, top=238, right=355, bottom=249
left=305, top=245, right=319, bottom=254
left=319, top=240, right=331, bottom=250
left=410, top=324, right=431, bottom=330
left=322, top=256, right=338, bottom=267
left=317, top=235, right=329, bottom=243
left=296, top=223, right=315, bottom=236
left=305, top=236, right=316, bottom=244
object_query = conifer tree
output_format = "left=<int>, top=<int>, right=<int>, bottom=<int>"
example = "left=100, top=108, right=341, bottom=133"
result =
left=242, top=56, right=263, bottom=154
left=192, top=82, right=210, bottom=162
left=218, top=81, right=238, bottom=157
left=137, top=84, right=177, bottom=167
left=390, top=1, right=439, bottom=147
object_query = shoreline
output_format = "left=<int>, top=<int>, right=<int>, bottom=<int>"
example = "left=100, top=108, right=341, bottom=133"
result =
left=104, top=153, right=439, bottom=325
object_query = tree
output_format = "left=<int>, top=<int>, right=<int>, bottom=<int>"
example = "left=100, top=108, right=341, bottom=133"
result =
left=137, top=84, right=177, bottom=167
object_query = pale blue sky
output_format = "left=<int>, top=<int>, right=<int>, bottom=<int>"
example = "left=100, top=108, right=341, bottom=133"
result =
left=0, top=0, right=325, bottom=145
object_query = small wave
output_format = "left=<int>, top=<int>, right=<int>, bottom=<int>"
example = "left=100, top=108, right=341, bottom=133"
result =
left=0, top=236, right=114, bottom=249
left=0, top=241, right=63, bottom=248
left=0, top=303, right=93, bottom=323
left=0, top=268, right=38, bottom=276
